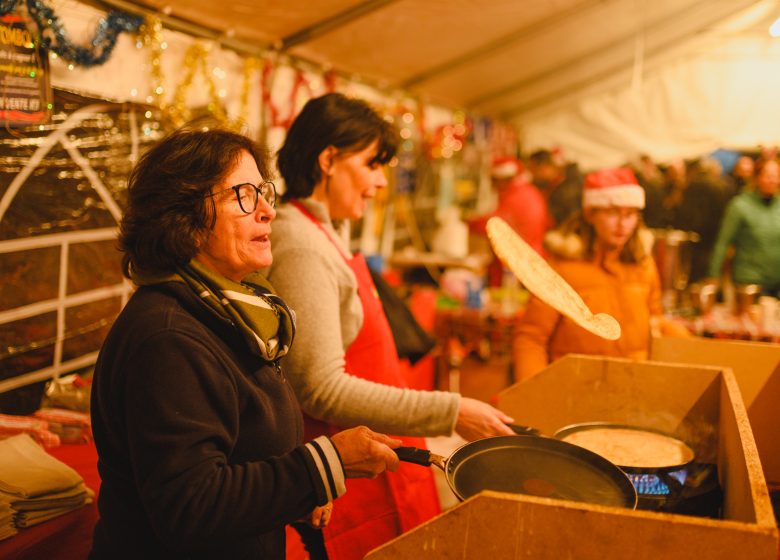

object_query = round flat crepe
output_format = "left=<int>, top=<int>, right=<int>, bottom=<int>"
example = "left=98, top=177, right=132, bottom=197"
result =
left=559, top=427, right=694, bottom=469
left=486, top=217, right=621, bottom=341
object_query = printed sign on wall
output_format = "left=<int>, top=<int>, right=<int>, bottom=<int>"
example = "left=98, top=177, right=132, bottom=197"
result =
left=0, top=12, right=51, bottom=126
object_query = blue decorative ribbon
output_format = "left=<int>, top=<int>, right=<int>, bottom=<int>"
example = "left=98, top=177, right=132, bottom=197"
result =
left=1, top=0, right=144, bottom=68
left=0, top=0, right=19, bottom=15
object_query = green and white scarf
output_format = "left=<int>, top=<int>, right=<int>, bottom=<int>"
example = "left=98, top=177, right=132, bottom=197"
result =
left=132, top=259, right=295, bottom=362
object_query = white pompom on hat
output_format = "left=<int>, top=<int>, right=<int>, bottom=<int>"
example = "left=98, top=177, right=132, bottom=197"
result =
left=582, top=167, right=645, bottom=209
left=491, top=156, right=523, bottom=179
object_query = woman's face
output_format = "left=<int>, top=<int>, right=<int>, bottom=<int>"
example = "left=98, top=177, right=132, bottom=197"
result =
left=322, top=140, right=388, bottom=220
left=586, top=206, right=640, bottom=252
left=756, top=160, right=779, bottom=197
left=196, top=150, right=276, bottom=282
left=734, top=156, right=754, bottom=179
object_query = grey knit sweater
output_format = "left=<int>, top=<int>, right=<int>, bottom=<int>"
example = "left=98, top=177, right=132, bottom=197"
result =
left=265, top=199, right=460, bottom=436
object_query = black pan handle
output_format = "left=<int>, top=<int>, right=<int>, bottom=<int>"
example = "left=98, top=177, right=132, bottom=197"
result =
left=394, top=447, right=449, bottom=471
left=394, top=446, right=432, bottom=466
left=508, top=424, right=541, bottom=436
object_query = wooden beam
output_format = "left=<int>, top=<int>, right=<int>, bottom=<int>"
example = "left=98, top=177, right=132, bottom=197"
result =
left=401, top=0, right=608, bottom=89
left=280, top=0, right=398, bottom=51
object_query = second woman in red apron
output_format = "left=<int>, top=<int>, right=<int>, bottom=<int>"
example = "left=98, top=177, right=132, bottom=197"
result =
left=267, top=93, right=515, bottom=559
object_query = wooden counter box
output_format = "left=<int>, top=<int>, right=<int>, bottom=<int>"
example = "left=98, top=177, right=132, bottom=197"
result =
left=652, top=336, right=780, bottom=486
left=366, top=355, right=778, bottom=560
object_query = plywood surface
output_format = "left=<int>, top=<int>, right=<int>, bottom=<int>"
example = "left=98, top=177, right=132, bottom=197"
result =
left=652, top=336, right=780, bottom=484
left=457, top=355, right=780, bottom=559
left=718, top=368, right=777, bottom=527
left=366, top=492, right=778, bottom=560
left=496, top=354, right=722, bottom=462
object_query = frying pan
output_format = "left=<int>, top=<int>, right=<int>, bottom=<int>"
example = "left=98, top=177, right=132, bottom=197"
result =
left=553, top=423, right=696, bottom=474
left=395, top=434, right=637, bottom=509
left=554, top=422, right=696, bottom=508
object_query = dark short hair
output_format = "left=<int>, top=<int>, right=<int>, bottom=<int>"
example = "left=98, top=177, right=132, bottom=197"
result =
left=277, top=93, right=398, bottom=201
left=119, top=127, right=271, bottom=277
left=529, top=149, right=554, bottom=166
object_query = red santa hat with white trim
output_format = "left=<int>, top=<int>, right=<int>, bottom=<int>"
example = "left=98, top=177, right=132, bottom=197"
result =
left=582, top=167, right=645, bottom=209
left=491, top=156, right=523, bottom=179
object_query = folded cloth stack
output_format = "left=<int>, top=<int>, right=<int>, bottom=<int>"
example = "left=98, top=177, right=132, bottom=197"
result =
left=0, top=434, right=94, bottom=534
left=0, top=496, right=14, bottom=541
left=33, top=408, right=92, bottom=444
left=0, top=413, right=60, bottom=447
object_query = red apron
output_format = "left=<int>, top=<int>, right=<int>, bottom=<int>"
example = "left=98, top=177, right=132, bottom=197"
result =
left=290, top=201, right=441, bottom=559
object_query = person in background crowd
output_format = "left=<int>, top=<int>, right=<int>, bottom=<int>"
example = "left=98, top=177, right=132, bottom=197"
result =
left=668, top=157, right=730, bottom=283
left=514, top=167, right=688, bottom=381
left=468, top=155, right=552, bottom=286
left=89, top=128, right=402, bottom=560
left=730, top=154, right=755, bottom=192
left=758, top=145, right=779, bottom=166
left=267, top=93, right=514, bottom=560
left=708, top=157, right=780, bottom=295
left=659, top=157, right=688, bottom=222
left=527, top=148, right=583, bottom=226
left=630, top=153, right=666, bottom=228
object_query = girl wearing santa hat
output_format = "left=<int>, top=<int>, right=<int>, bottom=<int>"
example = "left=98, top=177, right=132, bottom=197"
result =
left=513, top=167, right=688, bottom=381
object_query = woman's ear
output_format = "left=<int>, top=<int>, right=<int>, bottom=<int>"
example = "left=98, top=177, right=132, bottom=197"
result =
left=318, top=146, right=337, bottom=177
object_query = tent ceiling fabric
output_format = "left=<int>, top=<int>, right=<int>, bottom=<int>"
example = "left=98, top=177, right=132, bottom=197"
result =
left=123, top=0, right=769, bottom=121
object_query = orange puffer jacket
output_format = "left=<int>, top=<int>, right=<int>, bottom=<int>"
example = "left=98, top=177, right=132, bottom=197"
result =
left=513, top=239, right=664, bottom=381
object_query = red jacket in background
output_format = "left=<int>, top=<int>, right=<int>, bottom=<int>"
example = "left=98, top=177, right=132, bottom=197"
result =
left=470, top=177, right=552, bottom=285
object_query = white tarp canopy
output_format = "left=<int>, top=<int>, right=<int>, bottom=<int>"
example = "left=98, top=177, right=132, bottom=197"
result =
left=82, top=0, right=780, bottom=169
left=36, top=0, right=780, bottom=168
left=517, top=4, right=780, bottom=169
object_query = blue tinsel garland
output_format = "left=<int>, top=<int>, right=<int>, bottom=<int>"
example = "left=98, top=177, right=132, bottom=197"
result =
left=0, top=0, right=143, bottom=67
left=0, top=0, right=18, bottom=15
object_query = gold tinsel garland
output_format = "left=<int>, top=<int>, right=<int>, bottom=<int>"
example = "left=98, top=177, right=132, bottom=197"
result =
left=136, top=20, right=261, bottom=131
left=138, top=16, right=165, bottom=110
left=236, top=56, right=263, bottom=132
left=132, top=21, right=427, bottom=138
left=166, top=43, right=225, bottom=126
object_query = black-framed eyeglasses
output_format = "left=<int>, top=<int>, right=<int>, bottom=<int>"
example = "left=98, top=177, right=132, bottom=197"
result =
left=206, top=181, right=276, bottom=213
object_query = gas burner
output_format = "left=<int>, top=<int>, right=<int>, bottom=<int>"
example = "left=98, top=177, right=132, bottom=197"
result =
left=628, top=470, right=687, bottom=495
left=631, top=463, right=722, bottom=518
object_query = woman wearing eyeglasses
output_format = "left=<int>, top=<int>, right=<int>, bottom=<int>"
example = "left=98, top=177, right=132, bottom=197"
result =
left=89, top=127, right=403, bottom=560
left=266, top=93, right=514, bottom=560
